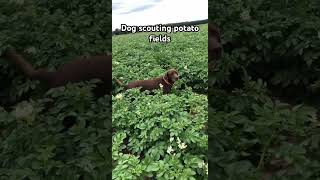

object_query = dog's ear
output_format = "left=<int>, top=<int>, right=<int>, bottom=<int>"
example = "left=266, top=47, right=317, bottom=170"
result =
left=173, top=69, right=178, bottom=75
left=165, top=71, right=170, bottom=80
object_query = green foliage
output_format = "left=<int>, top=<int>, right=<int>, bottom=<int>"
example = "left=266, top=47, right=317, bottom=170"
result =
left=0, top=82, right=112, bottom=179
left=112, top=24, right=208, bottom=93
left=0, top=1, right=112, bottom=179
left=113, top=89, right=208, bottom=179
left=209, top=0, right=320, bottom=179
left=0, top=0, right=111, bottom=104
left=209, top=83, right=320, bottom=179
left=209, top=0, right=320, bottom=89
left=112, top=25, right=208, bottom=179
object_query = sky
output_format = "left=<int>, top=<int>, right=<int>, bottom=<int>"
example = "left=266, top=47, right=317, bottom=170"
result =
left=112, top=0, right=208, bottom=30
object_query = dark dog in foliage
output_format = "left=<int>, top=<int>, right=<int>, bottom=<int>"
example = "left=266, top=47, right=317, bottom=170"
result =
left=115, top=69, right=179, bottom=94
left=1, top=49, right=112, bottom=96
left=208, top=23, right=223, bottom=70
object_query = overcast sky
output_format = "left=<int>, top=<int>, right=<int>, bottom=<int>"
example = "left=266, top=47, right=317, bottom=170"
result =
left=112, top=0, right=208, bottom=30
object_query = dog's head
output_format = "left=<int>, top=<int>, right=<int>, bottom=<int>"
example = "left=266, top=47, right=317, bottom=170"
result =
left=208, top=24, right=223, bottom=60
left=165, top=69, right=179, bottom=83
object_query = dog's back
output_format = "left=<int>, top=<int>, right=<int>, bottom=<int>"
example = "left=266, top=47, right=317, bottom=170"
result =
left=52, top=55, right=112, bottom=87
left=2, top=51, right=112, bottom=94
left=115, top=69, right=178, bottom=93
left=127, top=77, right=162, bottom=91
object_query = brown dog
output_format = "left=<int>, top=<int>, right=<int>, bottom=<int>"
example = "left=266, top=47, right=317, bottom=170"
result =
left=1, top=49, right=112, bottom=96
left=116, top=69, right=179, bottom=93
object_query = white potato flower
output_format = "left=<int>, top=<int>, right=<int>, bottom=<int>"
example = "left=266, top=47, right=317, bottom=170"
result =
left=115, top=93, right=123, bottom=99
left=167, top=146, right=174, bottom=154
left=178, top=142, right=187, bottom=150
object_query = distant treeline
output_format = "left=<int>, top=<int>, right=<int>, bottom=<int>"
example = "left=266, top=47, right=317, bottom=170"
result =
left=112, top=19, right=208, bottom=35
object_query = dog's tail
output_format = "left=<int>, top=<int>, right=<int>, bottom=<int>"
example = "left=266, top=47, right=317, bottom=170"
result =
left=1, top=48, right=52, bottom=82
left=115, top=78, right=127, bottom=88
left=1, top=49, right=37, bottom=78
